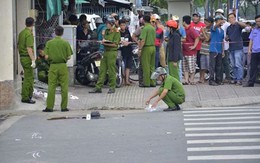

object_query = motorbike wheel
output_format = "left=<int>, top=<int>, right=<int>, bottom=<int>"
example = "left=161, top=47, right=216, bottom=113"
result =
left=116, top=61, right=123, bottom=88
left=75, top=67, right=91, bottom=85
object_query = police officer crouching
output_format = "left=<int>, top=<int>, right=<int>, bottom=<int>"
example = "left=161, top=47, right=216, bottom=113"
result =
left=89, top=16, right=121, bottom=94
left=42, top=26, right=73, bottom=112
left=145, top=67, right=185, bottom=111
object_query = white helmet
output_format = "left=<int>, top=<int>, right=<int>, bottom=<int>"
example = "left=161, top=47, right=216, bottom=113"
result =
left=153, top=14, right=160, bottom=20
left=215, top=9, right=224, bottom=14
left=151, top=67, right=167, bottom=79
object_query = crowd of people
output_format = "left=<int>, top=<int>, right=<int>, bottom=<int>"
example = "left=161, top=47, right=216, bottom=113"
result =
left=18, top=9, right=260, bottom=112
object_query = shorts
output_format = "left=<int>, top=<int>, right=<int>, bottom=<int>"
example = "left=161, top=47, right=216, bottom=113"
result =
left=182, top=55, right=196, bottom=73
left=123, top=55, right=133, bottom=69
left=200, top=54, right=209, bottom=70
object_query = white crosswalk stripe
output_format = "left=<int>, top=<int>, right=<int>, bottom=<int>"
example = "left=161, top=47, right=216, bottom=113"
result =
left=184, top=107, right=260, bottom=161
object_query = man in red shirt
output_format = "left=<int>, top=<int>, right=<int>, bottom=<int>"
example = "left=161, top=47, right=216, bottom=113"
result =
left=190, top=13, right=206, bottom=81
left=182, top=15, right=200, bottom=85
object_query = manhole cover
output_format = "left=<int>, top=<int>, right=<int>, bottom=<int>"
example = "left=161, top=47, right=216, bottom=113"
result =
left=0, top=115, right=9, bottom=124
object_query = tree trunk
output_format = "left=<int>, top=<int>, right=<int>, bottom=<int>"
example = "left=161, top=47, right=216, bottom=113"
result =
left=210, top=0, right=216, bottom=17
left=218, top=0, right=222, bottom=9
left=205, top=0, right=210, bottom=17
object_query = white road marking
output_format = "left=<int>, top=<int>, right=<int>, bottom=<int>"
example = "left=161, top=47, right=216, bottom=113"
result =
left=186, top=132, right=260, bottom=137
left=187, top=138, right=260, bottom=144
left=184, top=112, right=260, bottom=117
left=184, top=116, right=260, bottom=121
left=187, top=146, right=260, bottom=152
left=186, top=126, right=260, bottom=131
left=183, top=109, right=260, bottom=114
left=184, top=121, right=260, bottom=126
left=184, top=106, right=260, bottom=111
left=188, top=155, right=260, bottom=160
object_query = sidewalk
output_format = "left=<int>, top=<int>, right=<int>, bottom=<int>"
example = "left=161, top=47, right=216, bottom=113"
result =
left=13, top=82, right=260, bottom=111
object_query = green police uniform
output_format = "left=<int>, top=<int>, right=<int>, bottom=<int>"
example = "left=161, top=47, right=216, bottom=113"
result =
left=159, top=75, right=185, bottom=108
left=139, top=23, right=156, bottom=87
left=36, top=56, right=49, bottom=83
left=44, top=36, right=72, bottom=110
left=95, top=27, right=120, bottom=91
left=18, top=28, right=34, bottom=101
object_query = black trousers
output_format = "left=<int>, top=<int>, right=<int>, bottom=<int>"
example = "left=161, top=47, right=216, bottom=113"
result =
left=248, top=52, right=260, bottom=86
left=196, top=50, right=201, bottom=69
left=209, top=52, right=222, bottom=83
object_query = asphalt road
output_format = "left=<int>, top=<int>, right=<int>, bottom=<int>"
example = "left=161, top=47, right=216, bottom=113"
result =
left=0, top=106, right=260, bottom=163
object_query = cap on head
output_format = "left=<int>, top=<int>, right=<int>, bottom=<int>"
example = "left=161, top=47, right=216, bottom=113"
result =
left=95, top=17, right=103, bottom=24
left=215, top=15, right=224, bottom=21
left=192, top=13, right=201, bottom=17
left=204, top=17, right=214, bottom=24
left=150, top=67, right=167, bottom=80
left=172, top=15, right=179, bottom=21
left=153, top=14, right=160, bottom=20
left=166, top=20, right=178, bottom=28
left=215, top=9, right=224, bottom=14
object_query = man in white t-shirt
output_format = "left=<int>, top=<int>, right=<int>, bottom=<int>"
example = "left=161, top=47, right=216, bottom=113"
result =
left=215, top=9, right=231, bottom=83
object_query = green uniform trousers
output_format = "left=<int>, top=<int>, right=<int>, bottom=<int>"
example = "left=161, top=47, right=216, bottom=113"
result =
left=38, top=71, right=48, bottom=83
left=159, top=87, right=185, bottom=108
left=168, top=61, right=180, bottom=81
left=141, top=46, right=156, bottom=87
left=20, top=57, right=34, bottom=101
left=96, top=50, right=117, bottom=90
left=46, top=63, right=69, bottom=110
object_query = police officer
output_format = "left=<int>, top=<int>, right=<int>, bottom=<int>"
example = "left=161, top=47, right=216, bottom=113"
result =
left=18, top=17, right=36, bottom=104
left=43, top=26, right=73, bottom=112
left=138, top=14, right=156, bottom=87
left=89, top=16, right=121, bottom=94
left=36, top=44, right=49, bottom=83
left=146, top=67, right=185, bottom=111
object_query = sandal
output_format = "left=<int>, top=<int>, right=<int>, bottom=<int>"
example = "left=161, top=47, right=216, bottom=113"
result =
left=190, top=82, right=196, bottom=85
left=197, top=80, right=205, bottom=84
left=182, top=82, right=189, bottom=85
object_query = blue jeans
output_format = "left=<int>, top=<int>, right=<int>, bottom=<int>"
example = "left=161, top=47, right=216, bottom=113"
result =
left=179, top=60, right=182, bottom=81
left=229, top=49, right=244, bottom=81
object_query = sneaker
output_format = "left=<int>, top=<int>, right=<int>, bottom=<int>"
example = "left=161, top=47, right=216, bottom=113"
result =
left=230, top=80, right=236, bottom=84
left=107, top=89, right=115, bottom=94
left=176, top=104, right=181, bottom=110
left=89, top=88, right=102, bottom=93
left=209, top=82, right=218, bottom=86
left=163, top=106, right=177, bottom=112
left=21, top=99, right=36, bottom=104
left=243, top=83, right=254, bottom=87
left=216, top=82, right=224, bottom=85
left=236, top=81, right=242, bottom=86
left=61, top=108, right=69, bottom=112
left=223, top=79, right=231, bottom=83
left=42, top=108, right=53, bottom=112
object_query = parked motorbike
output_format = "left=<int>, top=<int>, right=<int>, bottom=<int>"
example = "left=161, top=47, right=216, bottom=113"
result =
left=75, top=40, right=123, bottom=88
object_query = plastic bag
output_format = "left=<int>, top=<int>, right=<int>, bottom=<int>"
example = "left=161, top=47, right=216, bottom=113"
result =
left=145, top=104, right=161, bottom=112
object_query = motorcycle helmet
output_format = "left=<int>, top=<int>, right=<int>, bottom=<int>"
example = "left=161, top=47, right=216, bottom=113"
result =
left=151, top=67, right=167, bottom=80
left=166, top=20, right=178, bottom=29
left=122, top=15, right=130, bottom=22
left=106, top=16, right=115, bottom=25
left=95, top=17, right=103, bottom=24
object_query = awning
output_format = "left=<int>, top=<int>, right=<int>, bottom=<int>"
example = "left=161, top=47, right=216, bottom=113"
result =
left=105, top=0, right=132, bottom=10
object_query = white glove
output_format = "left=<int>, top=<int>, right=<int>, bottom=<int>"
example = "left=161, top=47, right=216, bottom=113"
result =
left=31, top=60, right=36, bottom=68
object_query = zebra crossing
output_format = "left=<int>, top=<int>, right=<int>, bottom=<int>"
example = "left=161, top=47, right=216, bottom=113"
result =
left=183, top=106, right=260, bottom=161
